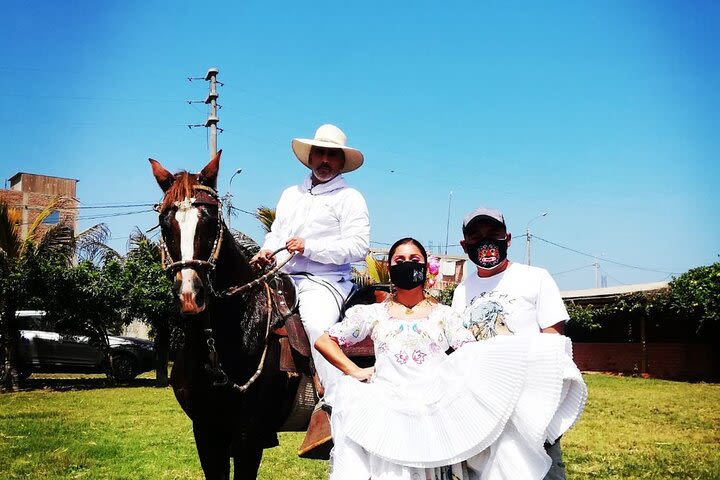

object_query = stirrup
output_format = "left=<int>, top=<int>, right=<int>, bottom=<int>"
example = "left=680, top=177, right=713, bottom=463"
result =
left=298, top=401, right=333, bottom=460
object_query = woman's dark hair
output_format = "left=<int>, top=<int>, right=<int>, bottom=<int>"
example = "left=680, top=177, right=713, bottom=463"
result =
left=388, top=237, right=428, bottom=264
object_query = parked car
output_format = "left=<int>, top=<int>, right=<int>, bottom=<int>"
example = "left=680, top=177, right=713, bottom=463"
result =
left=1, top=310, right=155, bottom=382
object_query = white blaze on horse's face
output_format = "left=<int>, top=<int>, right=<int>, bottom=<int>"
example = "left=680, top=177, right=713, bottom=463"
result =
left=175, top=197, right=205, bottom=313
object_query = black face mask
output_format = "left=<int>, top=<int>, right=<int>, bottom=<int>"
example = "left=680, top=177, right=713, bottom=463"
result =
left=389, top=262, right=426, bottom=290
left=465, top=237, right=508, bottom=270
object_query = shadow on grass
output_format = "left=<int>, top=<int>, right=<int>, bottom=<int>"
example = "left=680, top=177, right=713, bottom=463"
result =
left=11, top=375, right=166, bottom=392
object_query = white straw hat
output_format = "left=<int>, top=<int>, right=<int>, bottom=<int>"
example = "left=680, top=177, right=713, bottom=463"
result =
left=291, top=124, right=364, bottom=173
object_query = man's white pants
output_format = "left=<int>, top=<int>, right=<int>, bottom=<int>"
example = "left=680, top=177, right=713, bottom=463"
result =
left=293, top=275, right=353, bottom=406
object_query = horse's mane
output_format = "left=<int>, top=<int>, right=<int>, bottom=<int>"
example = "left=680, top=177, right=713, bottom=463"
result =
left=160, top=171, right=194, bottom=212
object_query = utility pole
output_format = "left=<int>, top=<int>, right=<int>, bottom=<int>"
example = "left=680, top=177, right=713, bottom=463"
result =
left=187, top=67, right=222, bottom=159
left=525, top=211, right=548, bottom=265
left=224, top=169, right=242, bottom=229
left=444, top=190, right=453, bottom=255
left=594, top=257, right=600, bottom=288
left=205, top=67, right=220, bottom=158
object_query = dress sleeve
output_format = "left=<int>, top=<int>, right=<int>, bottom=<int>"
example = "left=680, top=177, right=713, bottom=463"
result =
left=441, top=307, right=476, bottom=349
left=326, top=304, right=375, bottom=347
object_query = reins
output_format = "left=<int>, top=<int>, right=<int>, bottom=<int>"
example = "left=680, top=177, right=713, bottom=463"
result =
left=158, top=183, right=297, bottom=394
left=211, top=248, right=296, bottom=298
left=204, top=281, right=274, bottom=393
left=159, top=183, right=296, bottom=299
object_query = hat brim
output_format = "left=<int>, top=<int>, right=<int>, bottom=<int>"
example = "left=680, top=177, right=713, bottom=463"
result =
left=291, top=138, right=364, bottom=173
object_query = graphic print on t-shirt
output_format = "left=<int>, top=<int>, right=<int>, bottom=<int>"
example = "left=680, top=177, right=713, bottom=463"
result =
left=462, top=291, right=516, bottom=341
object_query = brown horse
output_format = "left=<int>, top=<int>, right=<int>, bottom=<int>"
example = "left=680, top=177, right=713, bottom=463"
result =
left=150, top=151, right=298, bottom=479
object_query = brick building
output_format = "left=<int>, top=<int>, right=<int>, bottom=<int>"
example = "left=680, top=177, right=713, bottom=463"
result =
left=0, top=172, right=79, bottom=238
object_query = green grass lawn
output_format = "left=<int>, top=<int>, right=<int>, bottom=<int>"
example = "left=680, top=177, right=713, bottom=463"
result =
left=0, top=373, right=718, bottom=479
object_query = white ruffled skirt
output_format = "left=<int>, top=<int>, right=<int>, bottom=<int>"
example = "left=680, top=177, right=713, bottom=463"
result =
left=330, top=334, right=587, bottom=480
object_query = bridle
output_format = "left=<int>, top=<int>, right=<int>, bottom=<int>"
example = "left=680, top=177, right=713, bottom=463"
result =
left=158, top=183, right=294, bottom=298
left=159, top=184, right=225, bottom=275
left=156, top=182, right=295, bottom=394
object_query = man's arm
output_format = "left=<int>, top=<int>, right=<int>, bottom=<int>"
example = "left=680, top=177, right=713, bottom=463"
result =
left=542, top=321, right=565, bottom=335
left=536, top=269, right=570, bottom=334
left=251, top=188, right=292, bottom=267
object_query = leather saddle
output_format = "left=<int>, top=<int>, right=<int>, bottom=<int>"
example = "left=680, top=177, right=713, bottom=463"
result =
left=267, top=277, right=391, bottom=458
left=269, top=277, right=389, bottom=374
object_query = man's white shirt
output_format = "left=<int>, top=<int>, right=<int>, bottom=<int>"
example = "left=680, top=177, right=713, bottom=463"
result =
left=452, top=262, right=569, bottom=334
left=261, top=174, right=370, bottom=280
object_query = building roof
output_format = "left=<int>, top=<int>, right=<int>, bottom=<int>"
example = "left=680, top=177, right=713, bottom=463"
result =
left=561, top=281, right=669, bottom=303
left=9, top=172, right=79, bottom=183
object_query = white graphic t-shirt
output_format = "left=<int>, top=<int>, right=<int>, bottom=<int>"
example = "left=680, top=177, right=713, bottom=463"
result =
left=452, top=262, right=569, bottom=336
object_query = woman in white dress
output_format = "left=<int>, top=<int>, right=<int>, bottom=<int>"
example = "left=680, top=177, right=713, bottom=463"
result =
left=315, top=238, right=586, bottom=480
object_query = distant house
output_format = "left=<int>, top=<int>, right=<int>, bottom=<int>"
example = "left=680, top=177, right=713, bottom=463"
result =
left=0, top=172, right=79, bottom=238
left=364, top=248, right=466, bottom=291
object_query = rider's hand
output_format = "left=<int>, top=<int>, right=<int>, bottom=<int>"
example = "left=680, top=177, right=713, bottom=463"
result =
left=250, top=249, right=275, bottom=269
left=285, top=237, right=305, bottom=255
left=348, top=366, right=375, bottom=383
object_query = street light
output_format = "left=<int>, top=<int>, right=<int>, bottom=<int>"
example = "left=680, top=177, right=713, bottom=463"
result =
left=225, top=168, right=242, bottom=229
left=444, top=190, right=453, bottom=255
left=525, top=211, right=548, bottom=265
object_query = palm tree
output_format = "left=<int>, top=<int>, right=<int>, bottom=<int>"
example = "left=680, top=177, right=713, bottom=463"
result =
left=0, top=198, right=74, bottom=390
left=75, top=223, right=120, bottom=264
left=353, top=253, right=390, bottom=287
left=255, top=206, right=276, bottom=234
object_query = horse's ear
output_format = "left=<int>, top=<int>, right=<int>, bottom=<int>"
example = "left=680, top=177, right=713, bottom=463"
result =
left=149, top=158, right=175, bottom=192
left=199, top=150, right=222, bottom=189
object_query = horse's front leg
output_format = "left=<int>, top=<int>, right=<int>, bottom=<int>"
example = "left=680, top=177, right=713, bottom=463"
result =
left=193, top=421, right=232, bottom=480
left=233, top=447, right=263, bottom=480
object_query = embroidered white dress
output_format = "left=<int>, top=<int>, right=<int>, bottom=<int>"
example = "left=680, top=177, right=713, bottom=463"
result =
left=327, top=302, right=586, bottom=480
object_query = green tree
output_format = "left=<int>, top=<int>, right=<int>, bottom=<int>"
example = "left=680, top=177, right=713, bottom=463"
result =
left=41, top=258, right=126, bottom=381
left=434, top=283, right=457, bottom=306
left=122, top=229, right=177, bottom=386
left=668, top=261, right=720, bottom=335
left=0, top=199, right=74, bottom=390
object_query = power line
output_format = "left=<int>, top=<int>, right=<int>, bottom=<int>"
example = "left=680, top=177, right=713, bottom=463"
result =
left=76, top=209, right=154, bottom=221
left=0, top=92, right=182, bottom=103
left=75, top=203, right=155, bottom=210
left=551, top=264, right=595, bottom=276
left=531, top=234, right=679, bottom=275
left=15, top=208, right=155, bottom=226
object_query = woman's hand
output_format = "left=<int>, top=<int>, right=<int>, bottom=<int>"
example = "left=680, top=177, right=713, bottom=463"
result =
left=349, top=366, right=375, bottom=383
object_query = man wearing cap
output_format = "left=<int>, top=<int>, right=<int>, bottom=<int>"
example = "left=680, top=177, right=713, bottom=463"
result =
left=251, top=124, right=370, bottom=409
left=452, top=207, right=569, bottom=479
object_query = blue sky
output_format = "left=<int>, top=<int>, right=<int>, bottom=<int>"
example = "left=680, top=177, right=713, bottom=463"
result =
left=1, top=1, right=718, bottom=290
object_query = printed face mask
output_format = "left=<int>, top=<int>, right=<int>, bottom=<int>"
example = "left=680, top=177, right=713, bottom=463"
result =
left=465, top=237, right=508, bottom=270
left=389, top=261, right=426, bottom=290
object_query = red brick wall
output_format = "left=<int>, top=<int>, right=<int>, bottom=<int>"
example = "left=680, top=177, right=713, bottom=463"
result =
left=572, top=343, right=719, bottom=381
left=0, top=189, right=77, bottom=238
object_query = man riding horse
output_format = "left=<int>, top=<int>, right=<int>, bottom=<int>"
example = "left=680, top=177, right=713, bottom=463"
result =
left=250, top=123, right=370, bottom=453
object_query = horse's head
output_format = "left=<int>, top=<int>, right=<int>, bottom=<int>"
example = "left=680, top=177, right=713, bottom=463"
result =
left=150, top=151, right=224, bottom=315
